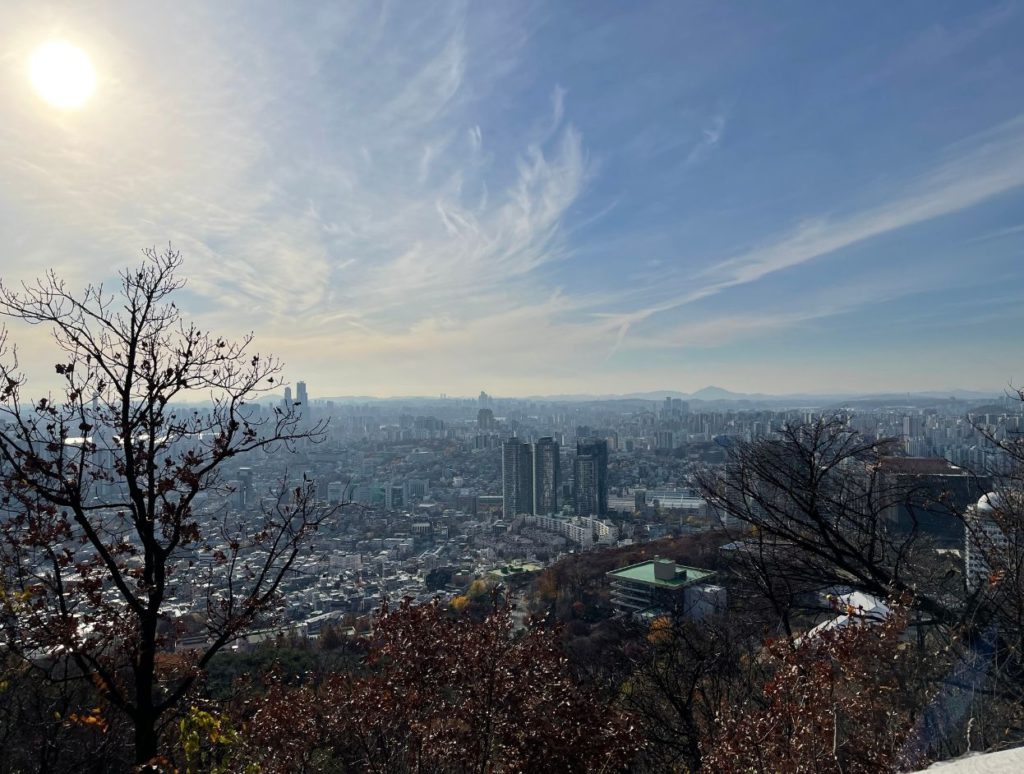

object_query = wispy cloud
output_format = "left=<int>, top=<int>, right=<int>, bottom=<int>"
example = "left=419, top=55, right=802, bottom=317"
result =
left=964, top=222, right=1024, bottom=244
left=701, top=116, right=1024, bottom=286
left=2, top=2, right=1023, bottom=395
left=605, top=114, right=1024, bottom=350
left=859, top=3, right=1017, bottom=90
left=622, top=278, right=936, bottom=350
left=0, top=2, right=602, bottom=389
left=685, top=113, right=725, bottom=167
left=0, top=6, right=580, bottom=315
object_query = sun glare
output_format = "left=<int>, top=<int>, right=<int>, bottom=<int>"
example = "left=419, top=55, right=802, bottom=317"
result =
left=30, top=41, right=96, bottom=109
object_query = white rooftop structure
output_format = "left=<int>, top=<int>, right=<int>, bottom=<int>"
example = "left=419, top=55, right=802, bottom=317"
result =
left=912, top=745, right=1024, bottom=773
left=802, top=591, right=890, bottom=642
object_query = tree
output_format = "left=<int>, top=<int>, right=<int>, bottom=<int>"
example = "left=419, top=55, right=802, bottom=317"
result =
left=241, top=597, right=640, bottom=772
left=0, top=651, right=129, bottom=772
left=623, top=615, right=764, bottom=773
left=423, top=566, right=453, bottom=591
left=703, top=604, right=917, bottom=773
left=956, top=408, right=1024, bottom=748
left=0, top=248, right=333, bottom=766
left=697, top=416, right=1024, bottom=758
left=698, top=419, right=967, bottom=627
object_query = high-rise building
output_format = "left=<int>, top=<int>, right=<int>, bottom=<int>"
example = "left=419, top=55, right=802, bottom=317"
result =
left=574, top=438, right=608, bottom=516
left=533, top=437, right=560, bottom=515
left=876, top=457, right=989, bottom=548
left=477, top=408, right=495, bottom=430
left=502, top=438, right=534, bottom=518
left=327, top=480, right=347, bottom=505
left=902, top=414, right=925, bottom=438
left=965, top=492, right=1011, bottom=591
left=237, top=467, right=254, bottom=506
left=385, top=483, right=405, bottom=510
left=662, top=397, right=689, bottom=417
left=291, top=382, right=311, bottom=438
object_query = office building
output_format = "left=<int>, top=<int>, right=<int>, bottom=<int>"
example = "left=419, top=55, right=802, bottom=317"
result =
left=876, top=457, right=989, bottom=548
left=574, top=438, right=608, bottom=516
left=385, top=483, right=404, bottom=511
left=477, top=408, right=495, bottom=430
left=607, top=558, right=723, bottom=619
left=902, top=415, right=925, bottom=438
left=502, top=438, right=534, bottom=518
left=533, top=436, right=560, bottom=515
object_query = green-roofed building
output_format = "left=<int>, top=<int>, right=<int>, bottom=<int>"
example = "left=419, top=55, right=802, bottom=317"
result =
left=486, top=561, right=544, bottom=582
left=606, top=557, right=725, bottom=620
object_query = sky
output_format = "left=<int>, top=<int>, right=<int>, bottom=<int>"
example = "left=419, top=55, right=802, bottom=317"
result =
left=2, top=1, right=1024, bottom=399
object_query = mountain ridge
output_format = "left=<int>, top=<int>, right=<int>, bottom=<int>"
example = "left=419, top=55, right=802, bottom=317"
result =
left=295, top=386, right=1006, bottom=405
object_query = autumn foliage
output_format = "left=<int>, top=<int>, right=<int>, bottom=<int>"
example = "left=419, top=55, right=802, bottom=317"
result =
left=240, top=597, right=639, bottom=773
left=703, top=604, right=918, bottom=774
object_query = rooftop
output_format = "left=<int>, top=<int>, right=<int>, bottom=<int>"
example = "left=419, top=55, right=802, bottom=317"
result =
left=487, top=561, right=544, bottom=578
left=607, top=559, right=715, bottom=590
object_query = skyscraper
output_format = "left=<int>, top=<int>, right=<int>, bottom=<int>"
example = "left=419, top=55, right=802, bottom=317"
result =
left=294, top=381, right=313, bottom=430
left=902, top=414, right=924, bottom=438
left=502, top=438, right=534, bottom=518
left=533, top=437, right=560, bottom=515
left=574, top=438, right=608, bottom=516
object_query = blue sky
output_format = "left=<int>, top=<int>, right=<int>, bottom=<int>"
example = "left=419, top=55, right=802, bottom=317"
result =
left=2, top=1, right=1023, bottom=397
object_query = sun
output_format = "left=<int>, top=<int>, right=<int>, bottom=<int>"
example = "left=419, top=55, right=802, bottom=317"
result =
left=30, top=41, right=96, bottom=109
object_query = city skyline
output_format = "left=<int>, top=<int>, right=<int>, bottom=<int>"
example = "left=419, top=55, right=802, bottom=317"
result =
left=253, top=380, right=1013, bottom=405
left=3, top=2, right=1024, bottom=397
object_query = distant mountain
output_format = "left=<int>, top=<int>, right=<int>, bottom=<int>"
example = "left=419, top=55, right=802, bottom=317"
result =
left=626, top=386, right=1003, bottom=404
left=261, top=386, right=1005, bottom=407
left=523, top=387, right=1007, bottom=408
left=688, top=386, right=753, bottom=400
left=686, top=386, right=724, bottom=399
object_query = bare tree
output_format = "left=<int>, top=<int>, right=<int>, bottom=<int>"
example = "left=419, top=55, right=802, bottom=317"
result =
left=699, top=416, right=1024, bottom=757
left=954, top=403, right=1024, bottom=747
left=0, top=247, right=334, bottom=766
left=698, top=418, right=964, bottom=628
left=624, top=615, right=766, bottom=773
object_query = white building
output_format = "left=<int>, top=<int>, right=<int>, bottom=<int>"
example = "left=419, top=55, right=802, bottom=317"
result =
left=965, top=492, right=1012, bottom=592
left=524, top=513, right=617, bottom=548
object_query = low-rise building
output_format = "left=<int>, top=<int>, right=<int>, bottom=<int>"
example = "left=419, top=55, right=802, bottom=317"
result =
left=606, top=557, right=724, bottom=619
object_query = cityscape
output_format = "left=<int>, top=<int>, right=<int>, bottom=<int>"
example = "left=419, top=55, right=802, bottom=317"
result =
left=168, top=383, right=1021, bottom=638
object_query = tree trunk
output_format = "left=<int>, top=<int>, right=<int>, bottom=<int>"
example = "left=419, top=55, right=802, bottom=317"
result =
left=134, top=612, right=160, bottom=767
left=134, top=712, right=159, bottom=768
